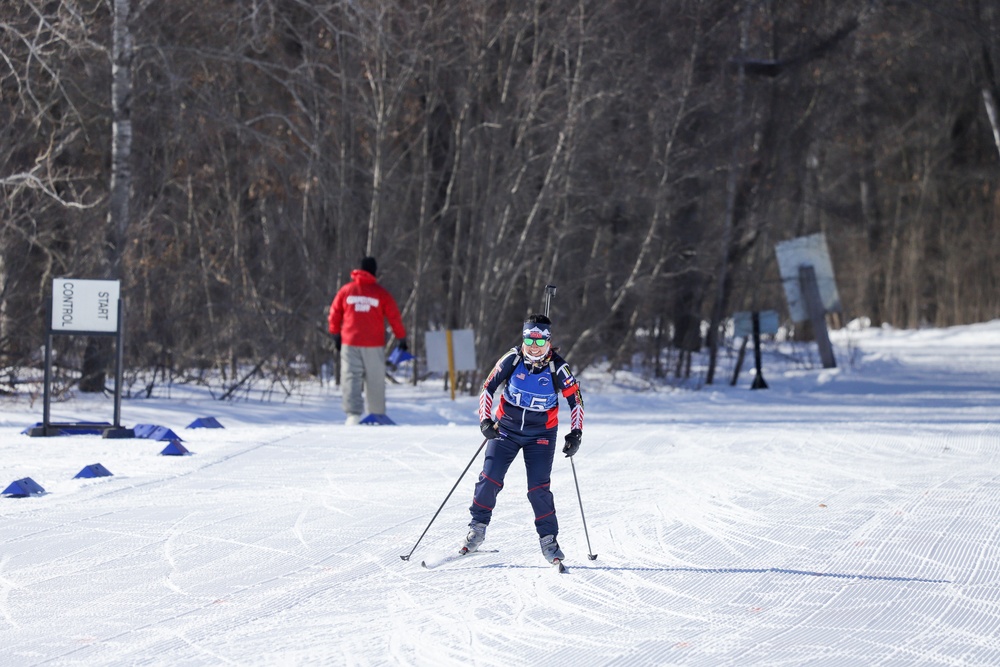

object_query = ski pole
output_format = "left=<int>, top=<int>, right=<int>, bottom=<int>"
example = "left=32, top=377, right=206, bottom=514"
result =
left=570, top=456, right=598, bottom=560
left=400, top=438, right=487, bottom=561
left=542, top=283, right=596, bottom=559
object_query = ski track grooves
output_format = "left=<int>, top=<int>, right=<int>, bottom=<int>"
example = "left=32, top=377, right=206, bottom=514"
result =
left=4, top=338, right=1000, bottom=665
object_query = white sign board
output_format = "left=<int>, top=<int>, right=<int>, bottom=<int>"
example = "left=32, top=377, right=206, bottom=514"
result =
left=51, top=279, right=120, bottom=333
left=774, top=233, right=841, bottom=322
left=425, top=329, right=478, bottom=373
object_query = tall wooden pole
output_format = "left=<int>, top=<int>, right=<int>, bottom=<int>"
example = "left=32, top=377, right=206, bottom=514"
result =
left=706, top=2, right=750, bottom=384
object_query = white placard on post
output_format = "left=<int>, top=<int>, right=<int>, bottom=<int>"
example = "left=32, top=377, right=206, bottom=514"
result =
left=774, top=233, right=841, bottom=323
left=51, top=279, right=121, bottom=333
left=424, top=329, right=478, bottom=373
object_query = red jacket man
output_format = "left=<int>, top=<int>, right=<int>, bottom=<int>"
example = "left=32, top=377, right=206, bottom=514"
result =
left=328, top=257, right=407, bottom=424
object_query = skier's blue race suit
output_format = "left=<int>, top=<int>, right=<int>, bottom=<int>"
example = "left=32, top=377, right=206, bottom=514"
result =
left=471, top=347, right=584, bottom=538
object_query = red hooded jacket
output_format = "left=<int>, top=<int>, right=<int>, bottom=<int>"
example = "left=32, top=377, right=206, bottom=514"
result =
left=328, top=270, right=407, bottom=347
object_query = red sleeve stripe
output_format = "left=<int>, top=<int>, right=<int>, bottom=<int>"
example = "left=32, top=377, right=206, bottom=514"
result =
left=479, top=390, right=493, bottom=421
left=570, top=404, right=584, bottom=431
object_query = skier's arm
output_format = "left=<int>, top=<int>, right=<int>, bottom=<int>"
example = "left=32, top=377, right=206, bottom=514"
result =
left=328, top=290, right=345, bottom=335
left=554, top=359, right=584, bottom=432
left=382, top=290, right=407, bottom=340
left=564, top=385, right=584, bottom=432
left=479, top=349, right=518, bottom=422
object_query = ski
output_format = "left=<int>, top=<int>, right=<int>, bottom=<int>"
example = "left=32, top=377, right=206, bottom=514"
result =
left=420, top=548, right=499, bottom=570
left=551, top=558, right=568, bottom=574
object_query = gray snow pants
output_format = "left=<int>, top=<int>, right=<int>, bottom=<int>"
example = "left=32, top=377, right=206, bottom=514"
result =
left=340, top=345, right=386, bottom=416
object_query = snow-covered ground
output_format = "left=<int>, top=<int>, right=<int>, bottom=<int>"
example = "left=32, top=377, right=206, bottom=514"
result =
left=2, top=322, right=1000, bottom=666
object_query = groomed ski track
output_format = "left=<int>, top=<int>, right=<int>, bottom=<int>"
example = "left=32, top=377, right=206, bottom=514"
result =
left=2, top=324, right=1000, bottom=665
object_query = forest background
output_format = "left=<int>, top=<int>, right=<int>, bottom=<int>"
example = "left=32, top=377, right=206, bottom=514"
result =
left=2, top=0, right=999, bottom=395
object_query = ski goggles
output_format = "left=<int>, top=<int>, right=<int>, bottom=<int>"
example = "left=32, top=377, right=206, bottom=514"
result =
left=523, top=337, right=549, bottom=347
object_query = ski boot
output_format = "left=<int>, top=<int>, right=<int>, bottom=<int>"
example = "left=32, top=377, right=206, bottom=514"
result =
left=461, top=521, right=488, bottom=554
left=539, top=534, right=565, bottom=564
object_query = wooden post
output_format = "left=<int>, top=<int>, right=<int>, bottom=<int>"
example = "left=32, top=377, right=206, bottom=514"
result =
left=446, top=329, right=456, bottom=401
left=799, top=265, right=836, bottom=369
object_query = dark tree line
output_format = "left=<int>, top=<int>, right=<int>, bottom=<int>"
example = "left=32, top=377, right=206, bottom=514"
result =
left=2, top=0, right=999, bottom=396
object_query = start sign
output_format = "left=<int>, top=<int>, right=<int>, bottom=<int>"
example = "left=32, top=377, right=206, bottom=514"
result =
left=51, top=279, right=120, bottom=333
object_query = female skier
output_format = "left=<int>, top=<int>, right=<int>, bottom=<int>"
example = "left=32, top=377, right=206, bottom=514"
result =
left=461, top=314, right=584, bottom=566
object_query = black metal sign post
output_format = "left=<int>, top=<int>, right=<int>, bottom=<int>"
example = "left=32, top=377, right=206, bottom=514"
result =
left=730, top=310, right=778, bottom=388
left=109, top=299, right=128, bottom=435
left=40, top=310, right=53, bottom=430
left=750, top=311, right=768, bottom=389
left=29, top=279, right=133, bottom=438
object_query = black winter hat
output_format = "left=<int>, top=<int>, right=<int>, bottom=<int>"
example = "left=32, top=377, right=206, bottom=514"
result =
left=360, top=256, right=377, bottom=276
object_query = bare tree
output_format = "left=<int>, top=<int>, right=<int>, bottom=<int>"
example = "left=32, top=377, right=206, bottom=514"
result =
left=3, top=0, right=1000, bottom=395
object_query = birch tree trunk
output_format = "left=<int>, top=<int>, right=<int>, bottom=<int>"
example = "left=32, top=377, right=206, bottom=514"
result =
left=82, top=0, right=133, bottom=393
left=109, top=0, right=133, bottom=279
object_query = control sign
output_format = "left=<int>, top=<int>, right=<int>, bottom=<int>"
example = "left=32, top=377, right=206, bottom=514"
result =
left=51, top=279, right=120, bottom=333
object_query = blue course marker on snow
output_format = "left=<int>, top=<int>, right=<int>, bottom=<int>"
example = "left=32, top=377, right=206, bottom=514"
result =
left=74, top=463, right=113, bottom=479
left=160, top=440, right=191, bottom=456
left=2, top=477, right=46, bottom=497
left=186, top=416, right=224, bottom=429
left=133, top=424, right=183, bottom=442
left=360, top=414, right=396, bottom=425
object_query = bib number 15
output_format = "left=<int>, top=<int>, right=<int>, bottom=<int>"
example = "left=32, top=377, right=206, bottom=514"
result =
left=509, top=389, right=549, bottom=410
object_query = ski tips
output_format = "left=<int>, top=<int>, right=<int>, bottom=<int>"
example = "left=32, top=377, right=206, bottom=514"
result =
left=418, top=548, right=499, bottom=570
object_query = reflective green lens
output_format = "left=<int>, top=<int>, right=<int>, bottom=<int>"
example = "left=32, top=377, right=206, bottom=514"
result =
left=523, top=338, right=547, bottom=347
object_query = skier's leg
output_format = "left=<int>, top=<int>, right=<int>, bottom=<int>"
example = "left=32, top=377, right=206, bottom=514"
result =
left=523, top=430, right=559, bottom=538
left=469, top=437, right=519, bottom=525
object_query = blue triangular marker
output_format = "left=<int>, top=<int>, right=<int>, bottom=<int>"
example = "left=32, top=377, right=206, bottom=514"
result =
left=134, top=424, right=183, bottom=441
left=160, top=440, right=191, bottom=456
left=74, top=463, right=113, bottom=479
left=186, top=416, right=224, bottom=429
left=360, top=413, right=396, bottom=425
left=2, top=477, right=46, bottom=497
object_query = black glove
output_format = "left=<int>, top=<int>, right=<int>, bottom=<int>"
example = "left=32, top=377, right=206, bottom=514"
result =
left=562, top=429, right=582, bottom=457
left=480, top=419, right=500, bottom=440
left=397, top=338, right=408, bottom=352
left=331, top=333, right=341, bottom=352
